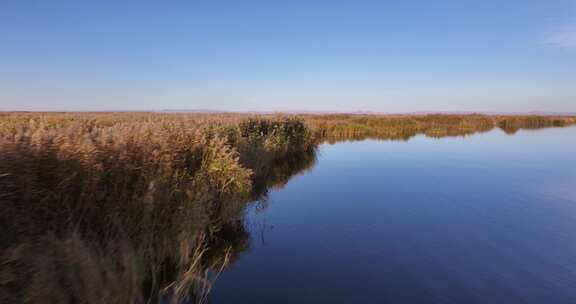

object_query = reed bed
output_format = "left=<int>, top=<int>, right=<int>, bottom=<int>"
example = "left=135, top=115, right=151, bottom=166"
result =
left=0, top=112, right=314, bottom=304
left=306, top=114, right=576, bottom=141
left=1, top=112, right=574, bottom=303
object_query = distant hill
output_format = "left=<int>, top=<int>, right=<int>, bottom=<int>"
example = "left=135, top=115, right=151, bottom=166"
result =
left=159, top=109, right=230, bottom=113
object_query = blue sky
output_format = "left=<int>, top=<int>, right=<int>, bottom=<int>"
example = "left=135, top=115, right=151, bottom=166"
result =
left=1, top=0, right=575, bottom=112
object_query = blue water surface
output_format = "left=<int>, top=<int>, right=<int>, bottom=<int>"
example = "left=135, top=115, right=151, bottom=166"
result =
left=212, top=127, right=576, bottom=304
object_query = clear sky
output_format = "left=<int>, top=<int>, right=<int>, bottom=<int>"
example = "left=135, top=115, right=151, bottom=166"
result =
left=1, top=0, right=575, bottom=112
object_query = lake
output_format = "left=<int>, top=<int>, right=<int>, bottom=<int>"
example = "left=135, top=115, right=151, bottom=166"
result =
left=210, top=126, right=576, bottom=304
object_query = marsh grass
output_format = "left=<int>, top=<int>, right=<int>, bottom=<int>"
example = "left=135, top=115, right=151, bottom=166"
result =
left=306, top=114, right=575, bottom=141
left=0, top=112, right=574, bottom=303
left=0, top=113, right=314, bottom=303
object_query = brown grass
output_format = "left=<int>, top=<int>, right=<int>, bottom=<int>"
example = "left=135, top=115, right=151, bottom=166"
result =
left=305, top=113, right=576, bottom=141
left=1, top=112, right=574, bottom=303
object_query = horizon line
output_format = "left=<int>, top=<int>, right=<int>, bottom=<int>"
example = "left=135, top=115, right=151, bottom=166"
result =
left=2, top=109, right=576, bottom=116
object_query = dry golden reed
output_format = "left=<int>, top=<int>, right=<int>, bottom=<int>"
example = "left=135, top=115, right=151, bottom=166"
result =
left=1, top=112, right=574, bottom=303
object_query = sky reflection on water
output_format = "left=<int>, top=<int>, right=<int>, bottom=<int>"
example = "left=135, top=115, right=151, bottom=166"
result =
left=212, top=127, right=576, bottom=304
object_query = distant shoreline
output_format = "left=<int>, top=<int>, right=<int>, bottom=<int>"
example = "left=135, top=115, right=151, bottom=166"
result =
left=2, top=110, right=576, bottom=116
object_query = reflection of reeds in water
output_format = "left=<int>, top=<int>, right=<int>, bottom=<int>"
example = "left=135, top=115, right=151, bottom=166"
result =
left=1, top=112, right=574, bottom=303
left=159, top=233, right=232, bottom=304
left=497, top=116, right=576, bottom=135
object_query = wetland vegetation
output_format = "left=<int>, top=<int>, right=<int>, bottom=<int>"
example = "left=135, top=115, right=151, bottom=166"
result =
left=1, top=112, right=575, bottom=303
